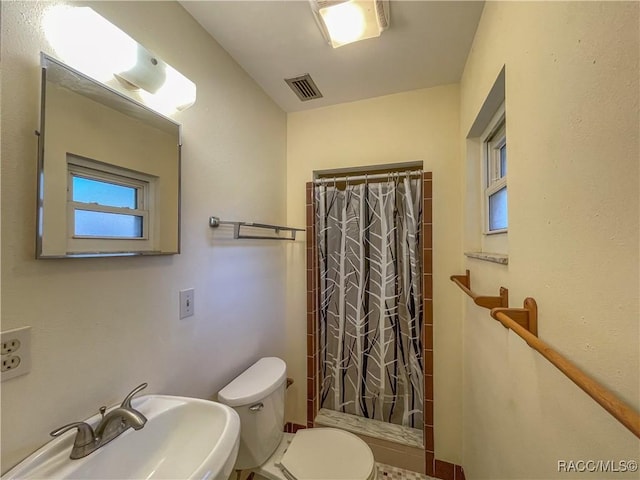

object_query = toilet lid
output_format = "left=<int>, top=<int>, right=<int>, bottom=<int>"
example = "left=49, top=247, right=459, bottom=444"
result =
left=279, top=428, right=374, bottom=480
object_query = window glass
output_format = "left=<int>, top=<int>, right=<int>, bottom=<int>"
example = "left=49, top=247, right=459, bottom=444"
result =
left=484, top=116, right=507, bottom=233
left=488, top=187, right=508, bottom=231
left=74, top=210, right=143, bottom=238
left=499, top=144, right=507, bottom=178
left=72, top=176, right=137, bottom=208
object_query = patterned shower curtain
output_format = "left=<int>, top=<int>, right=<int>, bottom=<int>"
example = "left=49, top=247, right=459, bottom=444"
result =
left=315, top=174, right=423, bottom=428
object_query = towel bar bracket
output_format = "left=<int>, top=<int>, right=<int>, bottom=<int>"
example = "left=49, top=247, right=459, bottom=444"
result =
left=209, top=216, right=304, bottom=241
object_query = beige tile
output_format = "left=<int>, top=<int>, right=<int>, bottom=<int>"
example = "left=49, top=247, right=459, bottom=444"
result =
left=368, top=441, right=425, bottom=474
left=377, top=462, right=437, bottom=480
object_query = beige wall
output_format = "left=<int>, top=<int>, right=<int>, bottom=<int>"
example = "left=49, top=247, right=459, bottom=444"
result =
left=285, top=85, right=464, bottom=464
left=1, top=0, right=287, bottom=471
left=459, top=2, right=639, bottom=479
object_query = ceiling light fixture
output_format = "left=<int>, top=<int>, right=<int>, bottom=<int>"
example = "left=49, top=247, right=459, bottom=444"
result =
left=42, top=6, right=196, bottom=115
left=309, top=0, right=390, bottom=48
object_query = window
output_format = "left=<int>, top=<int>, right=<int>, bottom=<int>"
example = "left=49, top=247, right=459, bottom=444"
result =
left=66, top=155, right=156, bottom=253
left=483, top=107, right=507, bottom=233
left=464, top=67, right=507, bottom=261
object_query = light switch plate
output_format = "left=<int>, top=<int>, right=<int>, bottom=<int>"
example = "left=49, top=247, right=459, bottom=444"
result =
left=179, top=289, right=195, bottom=319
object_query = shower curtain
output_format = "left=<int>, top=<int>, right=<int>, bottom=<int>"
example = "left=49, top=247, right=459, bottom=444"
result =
left=315, top=174, right=423, bottom=428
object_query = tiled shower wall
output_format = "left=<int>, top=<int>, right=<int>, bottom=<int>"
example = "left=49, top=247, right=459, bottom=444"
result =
left=305, top=173, right=464, bottom=480
left=422, top=172, right=436, bottom=475
left=305, top=183, right=318, bottom=428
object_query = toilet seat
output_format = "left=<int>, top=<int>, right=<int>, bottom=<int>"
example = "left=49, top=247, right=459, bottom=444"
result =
left=278, top=428, right=376, bottom=480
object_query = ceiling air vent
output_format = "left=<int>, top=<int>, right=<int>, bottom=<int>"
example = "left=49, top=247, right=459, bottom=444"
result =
left=285, top=74, right=323, bottom=102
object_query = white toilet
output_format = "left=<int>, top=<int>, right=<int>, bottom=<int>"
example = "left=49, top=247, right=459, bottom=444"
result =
left=218, top=357, right=377, bottom=480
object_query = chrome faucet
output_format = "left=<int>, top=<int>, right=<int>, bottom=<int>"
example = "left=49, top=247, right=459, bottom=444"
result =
left=50, top=383, right=148, bottom=459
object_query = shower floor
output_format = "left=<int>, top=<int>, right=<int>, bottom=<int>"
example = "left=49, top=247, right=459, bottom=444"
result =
left=315, top=408, right=424, bottom=448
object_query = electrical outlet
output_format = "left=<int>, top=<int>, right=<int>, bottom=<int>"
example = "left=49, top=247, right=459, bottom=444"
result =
left=1, top=326, right=31, bottom=382
left=179, top=289, right=195, bottom=319
left=1, top=338, right=21, bottom=355
left=2, top=355, right=21, bottom=371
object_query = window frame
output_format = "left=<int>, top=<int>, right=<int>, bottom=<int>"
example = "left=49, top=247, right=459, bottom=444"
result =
left=481, top=103, right=507, bottom=235
left=66, top=155, right=157, bottom=254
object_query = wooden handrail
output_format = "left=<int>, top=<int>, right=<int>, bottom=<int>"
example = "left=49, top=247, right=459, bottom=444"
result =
left=491, top=308, right=640, bottom=439
left=451, top=270, right=640, bottom=438
left=450, top=270, right=508, bottom=309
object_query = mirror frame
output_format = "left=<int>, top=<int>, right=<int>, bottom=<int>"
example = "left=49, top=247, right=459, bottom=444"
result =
left=36, top=54, right=182, bottom=258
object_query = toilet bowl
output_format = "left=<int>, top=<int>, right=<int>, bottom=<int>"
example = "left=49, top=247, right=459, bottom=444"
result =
left=218, top=357, right=376, bottom=480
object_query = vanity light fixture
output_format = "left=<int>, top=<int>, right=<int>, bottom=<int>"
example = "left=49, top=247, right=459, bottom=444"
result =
left=42, top=6, right=196, bottom=115
left=309, top=0, right=390, bottom=48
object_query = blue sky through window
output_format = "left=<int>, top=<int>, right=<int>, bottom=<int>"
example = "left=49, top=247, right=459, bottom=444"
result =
left=73, top=176, right=137, bottom=208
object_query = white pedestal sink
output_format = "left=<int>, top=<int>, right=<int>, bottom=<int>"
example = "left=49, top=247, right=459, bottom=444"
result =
left=2, top=395, right=240, bottom=480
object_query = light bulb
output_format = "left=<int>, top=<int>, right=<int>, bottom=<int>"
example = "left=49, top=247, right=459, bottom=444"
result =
left=320, top=2, right=366, bottom=47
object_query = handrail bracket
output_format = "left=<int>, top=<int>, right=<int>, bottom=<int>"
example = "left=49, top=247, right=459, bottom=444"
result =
left=491, top=297, right=538, bottom=336
left=450, top=270, right=508, bottom=309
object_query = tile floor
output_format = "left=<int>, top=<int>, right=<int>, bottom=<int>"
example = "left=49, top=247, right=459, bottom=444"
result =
left=238, top=463, right=435, bottom=480
left=377, top=462, right=436, bottom=480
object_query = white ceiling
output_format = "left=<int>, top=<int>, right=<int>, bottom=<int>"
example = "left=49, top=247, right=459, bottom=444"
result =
left=180, top=1, right=484, bottom=112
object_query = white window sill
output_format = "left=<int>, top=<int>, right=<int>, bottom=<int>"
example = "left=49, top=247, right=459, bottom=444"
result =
left=464, top=251, right=508, bottom=265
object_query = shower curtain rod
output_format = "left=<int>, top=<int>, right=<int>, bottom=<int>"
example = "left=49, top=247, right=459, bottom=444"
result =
left=313, top=170, right=423, bottom=184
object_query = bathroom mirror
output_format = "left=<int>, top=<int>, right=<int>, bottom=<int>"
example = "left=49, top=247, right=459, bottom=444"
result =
left=36, top=54, right=181, bottom=258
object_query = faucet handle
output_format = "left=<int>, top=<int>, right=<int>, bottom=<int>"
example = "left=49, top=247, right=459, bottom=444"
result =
left=50, top=422, right=95, bottom=447
left=120, top=382, right=148, bottom=409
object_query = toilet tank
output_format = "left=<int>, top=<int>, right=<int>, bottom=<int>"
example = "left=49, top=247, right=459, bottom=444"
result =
left=218, top=357, right=287, bottom=470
